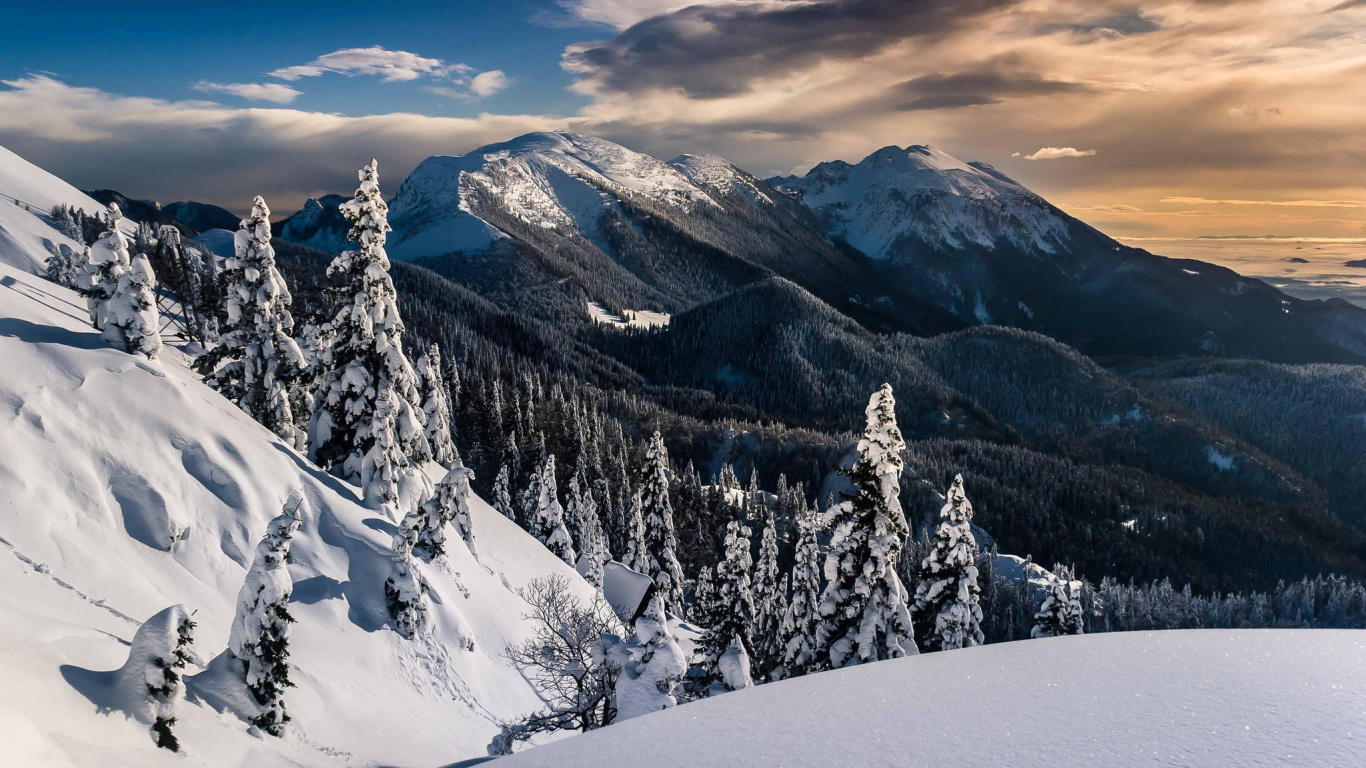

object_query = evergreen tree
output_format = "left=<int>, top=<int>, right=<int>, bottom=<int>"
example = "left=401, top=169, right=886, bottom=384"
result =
left=639, top=431, right=685, bottom=615
left=119, top=605, right=197, bottom=751
left=229, top=505, right=300, bottom=736
left=307, top=159, right=428, bottom=486
left=912, top=474, right=984, bottom=651
left=1032, top=565, right=1086, bottom=638
left=692, top=565, right=718, bottom=627
left=620, top=489, right=650, bottom=575
left=566, top=464, right=608, bottom=587
left=386, top=510, right=430, bottom=639
left=751, top=500, right=783, bottom=678
left=615, top=595, right=687, bottom=720
left=526, top=452, right=576, bottom=565
left=695, top=518, right=755, bottom=690
left=814, top=383, right=917, bottom=668
left=492, top=463, right=516, bottom=520
left=359, top=390, right=418, bottom=511
left=416, top=343, right=460, bottom=467
left=83, top=203, right=129, bottom=332
left=415, top=464, right=477, bottom=561
left=105, top=234, right=163, bottom=359
left=778, top=504, right=822, bottom=678
left=197, top=196, right=305, bottom=446
left=45, top=243, right=83, bottom=288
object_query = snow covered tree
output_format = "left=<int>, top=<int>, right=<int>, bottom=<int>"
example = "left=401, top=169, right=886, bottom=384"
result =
left=692, top=565, right=718, bottom=627
left=117, top=605, right=197, bottom=751
left=751, top=501, right=783, bottom=678
left=49, top=203, right=84, bottom=241
left=307, top=159, right=428, bottom=486
left=566, top=465, right=608, bottom=588
left=197, top=196, right=305, bottom=446
left=695, top=518, right=755, bottom=691
left=492, top=463, right=516, bottom=520
left=639, top=431, right=685, bottom=615
left=1033, top=565, right=1086, bottom=638
left=814, top=383, right=917, bottom=668
left=526, top=452, right=576, bottom=565
left=414, top=464, right=477, bottom=561
left=83, top=203, right=129, bottom=332
left=620, top=489, right=650, bottom=575
left=229, top=505, right=300, bottom=736
left=912, top=474, right=984, bottom=651
left=615, top=595, right=687, bottom=720
left=415, top=343, right=459, bottom=467
left=778, top=505, right=822, bottom=679
left=386, top=510, right=430, bottom=639
left=45, top=243, right=83, bottom=288
left=357, top=390, right=417, bottom=511
left=104, top=234, right=163, bottom=359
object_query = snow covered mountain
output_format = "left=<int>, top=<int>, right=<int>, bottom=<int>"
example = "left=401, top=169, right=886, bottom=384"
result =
left=0, top=148, right=600, bottom=766
left=499, top=629, right=1366, bottom=768
left=273, top=194, right=350, bottom=255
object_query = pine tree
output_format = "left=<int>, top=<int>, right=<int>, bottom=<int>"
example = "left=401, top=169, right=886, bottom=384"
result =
left=692, top=565, right=718, bottom=627
left=197, top=196, right=305, bottom=445
left=779, top=504, right=822, bottom=678
left=45, top=243, right=83, bottom=288
left=229, top=505, right=300, bottom=736
left=621, top=489, right=650, bottom=575
left=526, top=452, right=576, bottom=565
left=359, top=390, right=416, bottom=512
left=695, top=518, right=755, bottom=690
left=105, top=235, right=163, bottom=359
left=566, top=464, right=608, bottom=587
left=814, top=383, right=917, bottom=668
left=639, top=431, right=685, bottom=615
left=751, top=500, right=783, bottom=678
left=912, top=474, right=984, bottom=651
left=386, top=510, right=430, bottom=639
left=416, top=343, right=460, bottom=467
left=414, top=464, right=477, bottom=561
left=492, top=462, right=516, bottom=520
left=1032, top=565, right=1086, bottom=638
left=615, top=595, right=687, bottom=720
left=83, top=203, right=129, bottom=332
left=307, top=159, right=428, bottom=487
left=119, top=605, right=197, bottom=751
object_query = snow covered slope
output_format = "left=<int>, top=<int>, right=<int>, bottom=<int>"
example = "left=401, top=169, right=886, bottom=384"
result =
left=0, top=249, right=595, bottom=764
left=501, top=629, right=1366, bottom=767
left=0, top=144, right=102, bottom=274
left=388, top=132, right=716, bottom=260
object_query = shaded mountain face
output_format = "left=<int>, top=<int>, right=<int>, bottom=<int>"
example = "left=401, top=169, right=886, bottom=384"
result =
left=273, top=193, right=350, bottom=254
left=771, top=144, right=1366, bottom=363
left=162, top=200, right=239, bottom=233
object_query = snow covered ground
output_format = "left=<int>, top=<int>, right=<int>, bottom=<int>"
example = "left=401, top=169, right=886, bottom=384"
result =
left=0, top=145, right=597, bottom=767
left=586, top=301, right=671, bottom=330
left=500, top=629, right=1366, bottom=767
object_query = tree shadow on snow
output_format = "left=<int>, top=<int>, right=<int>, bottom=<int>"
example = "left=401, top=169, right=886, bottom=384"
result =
left=0, top=315, right=104, bottom=351
left=0, top=274, right=90, bottom=325
left=59, top=663, right=121, bottom=716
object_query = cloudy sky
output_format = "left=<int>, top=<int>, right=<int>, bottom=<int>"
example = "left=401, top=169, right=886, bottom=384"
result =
left=1, top=0, right=1363, bottom=242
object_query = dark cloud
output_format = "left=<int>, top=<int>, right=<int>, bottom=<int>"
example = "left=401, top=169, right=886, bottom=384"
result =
left=564, top=0, right=1020, bottom=98
left=1327, top=0, right=1366, bottom=11
left=1035, top=11, right=1163, bottom=39
left=891, top=66, right=1098, bottom=111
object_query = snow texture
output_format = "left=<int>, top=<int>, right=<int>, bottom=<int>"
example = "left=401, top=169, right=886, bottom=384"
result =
left=614, top=595, right=686, bottom=721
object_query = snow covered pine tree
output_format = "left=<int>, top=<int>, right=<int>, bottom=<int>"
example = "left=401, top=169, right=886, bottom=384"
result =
left=414, top=464, right=478, bottom=561
left=197, top=196, right=306, bottom=446
left=104, top=213, right=163, bottom=359
left=1032, top=565, right=1086, bottom=638
left=912, top=474, right=985, bottom=651
left=307, top=159, right=429, bottom=503
left=492, top=463, right=516, bottom=520
left=566, top=466, right=608, bottom=589
left=415, top=343, right=459, bottom=467
left=695, top=517, right=755, bottom=691
left=82, top=203, right=127, bottom=332
left=639, top=431, right=685, bottom=615
left=525, top=452, right=576, bottom=565
left=778, top=504, right=823, bottom=678
left=620, top=489, right=650, bottom=575
left=751, top=500, right=783, bottom=678
left=615, top=595, right=687, bottom=720
left=116, top=605, right=197, bottom=751
left=386, top=510, right=430, bottom=639
left=45, top=243, right=83, bottom=288
left=815, top=383, right=917, bottom=667
left=229, top=505, right=301, bottom=736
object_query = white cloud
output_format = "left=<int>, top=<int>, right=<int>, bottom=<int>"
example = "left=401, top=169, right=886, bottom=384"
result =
left=192, top=81, right=302, bottom=104
left=469, top=70, right=510, bottom=97
left=269, top=46, right=472, bottom=83
left=1161, top=196, right=1366, bottom=209
left=556, top=0, right=756, bottom=29
left=1013, top=147, right=1098, bottom=160
left=0, top=75, right=567, bottom=208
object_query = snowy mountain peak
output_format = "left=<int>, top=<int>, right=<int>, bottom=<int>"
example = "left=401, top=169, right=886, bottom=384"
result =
left=388, top=131, right=718, bottom=260
left=668, top=153, right=773, bottom=205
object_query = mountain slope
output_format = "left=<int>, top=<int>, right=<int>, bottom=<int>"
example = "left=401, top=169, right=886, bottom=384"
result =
left=0, top=145, right=100, bottom=274
left=773, top=144, right=1366, bottom=363
left=498, top=629, right=1366, bottom=768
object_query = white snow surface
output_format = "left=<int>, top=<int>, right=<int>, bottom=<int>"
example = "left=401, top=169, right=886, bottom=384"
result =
left=0, top=144, right=102, bottom=274
left=775, top=144, right=1073, bottom=261
left=668, top=153, right=772, bottom=205
left=388, top=132, right=717, bottom=260
left=0, top=188, right=596, bottom=765
left=501, top=630, right=1366, bottom=767
left=586, top=301, right=671, bottom=330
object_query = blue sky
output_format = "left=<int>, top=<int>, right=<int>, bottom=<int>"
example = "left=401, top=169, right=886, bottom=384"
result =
left=0, top=0, right=594, bottom=117
left=0, top=0, right=1361, bottom=241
